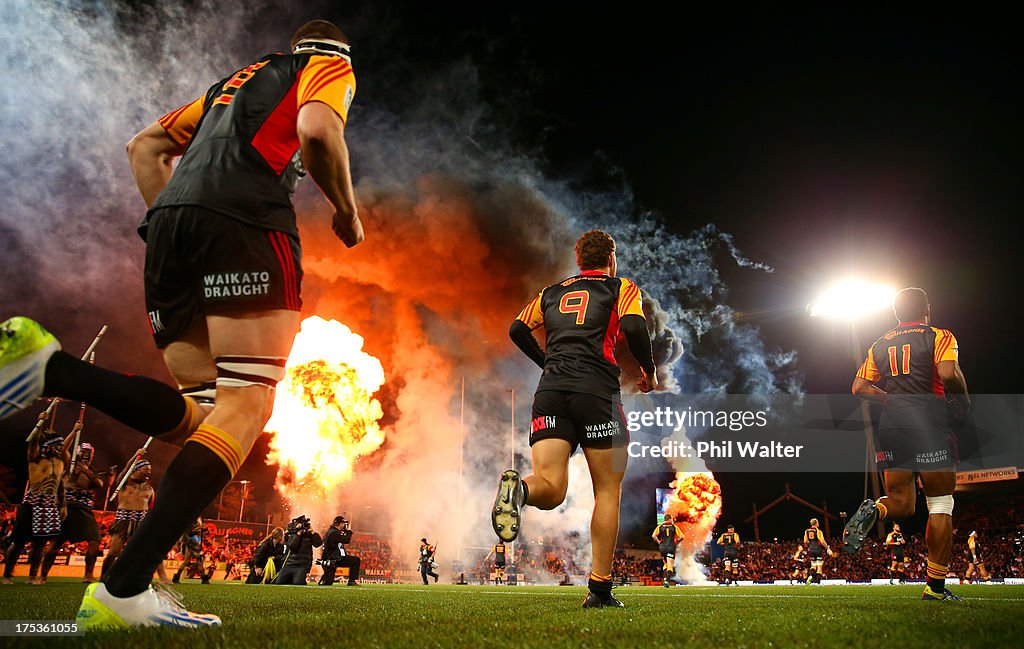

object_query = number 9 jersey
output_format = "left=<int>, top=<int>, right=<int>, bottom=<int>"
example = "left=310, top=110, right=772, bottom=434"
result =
left=516, top=270, right=648, bottom=397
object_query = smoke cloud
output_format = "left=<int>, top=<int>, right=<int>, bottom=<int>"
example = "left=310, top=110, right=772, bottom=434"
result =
left=0, top=1, right=798, bottom=578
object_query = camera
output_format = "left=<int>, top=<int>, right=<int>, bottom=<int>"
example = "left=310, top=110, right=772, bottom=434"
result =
left=288, top=514, right=312, bottom=534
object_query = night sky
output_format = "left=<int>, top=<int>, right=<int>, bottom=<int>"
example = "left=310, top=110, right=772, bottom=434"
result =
left=1, top=3, right=1020, bottom=543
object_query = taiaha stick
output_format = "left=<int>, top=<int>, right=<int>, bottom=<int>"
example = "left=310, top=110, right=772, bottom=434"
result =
left=68, top=351, right=95, bottom=475
left=26, top=325, right=108, bottom=443
left=109, top=436, right=153, bottom=503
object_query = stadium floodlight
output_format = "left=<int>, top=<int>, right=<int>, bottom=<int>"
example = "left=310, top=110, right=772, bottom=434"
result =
left=807, top=279, right=896, bottom=319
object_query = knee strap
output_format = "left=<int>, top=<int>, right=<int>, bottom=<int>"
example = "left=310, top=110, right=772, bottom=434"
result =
left=180, top=381, right=217, bottom=406
left=215, top=356, right=288, bottom=389
left=925, top=494, right=954, bottom=515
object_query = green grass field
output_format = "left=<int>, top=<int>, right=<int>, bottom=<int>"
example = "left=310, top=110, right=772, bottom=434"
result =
left=1, top=580, right=1021, bottom=648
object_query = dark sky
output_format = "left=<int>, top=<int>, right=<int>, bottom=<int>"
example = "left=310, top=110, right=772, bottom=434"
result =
left=2, top=3, right=1020, bottom=540
left=345, top=4, right=1023, bottom=539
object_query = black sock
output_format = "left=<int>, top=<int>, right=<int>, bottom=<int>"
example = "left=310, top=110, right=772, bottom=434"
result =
left=588, top=577, right=612, bottom=597
left=43, top=351, right=186, bottom=436
left=521, top=480, right=530, bottom=507
left=104, top=442, right=231, bottom=597
left=927, top=577, right=945, bottom=593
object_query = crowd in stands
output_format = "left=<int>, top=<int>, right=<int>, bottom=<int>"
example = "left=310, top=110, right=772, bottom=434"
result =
left=4, top=497, right=1021, bottom=583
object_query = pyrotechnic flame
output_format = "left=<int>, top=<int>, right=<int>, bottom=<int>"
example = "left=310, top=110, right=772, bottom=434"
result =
left=665, top=472, right=723, bottom=555
left=265, top=316, right=385, bottom=513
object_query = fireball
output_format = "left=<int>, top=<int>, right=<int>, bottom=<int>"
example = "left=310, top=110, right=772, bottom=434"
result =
left=664, top=472, right=723, bottom=554
left=265, top=316, right=385, bottom=507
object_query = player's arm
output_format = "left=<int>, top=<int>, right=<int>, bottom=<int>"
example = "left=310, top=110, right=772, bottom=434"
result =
left=618, top=279, right=658, bottom=392
left=510, top=291, right=546, bottom=369
left=818, top=529, right=834, bottom=556
left=651, top=526, right=662, bottom=543
left=716, top=534, right=725, bottom=546
left=61, top=426, right=77, bottom=456
left=127, top=97, right=201, bottom=207
left=296, top=56, right=361, bottom=247
left=937, top=357, right=970, bottom=416
left=735, top=532, right=741, bottom=547
left=852, top=347, right=886, bottom=403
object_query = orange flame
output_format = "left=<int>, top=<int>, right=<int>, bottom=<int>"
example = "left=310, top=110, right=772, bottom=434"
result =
left=664, top=472, right=723, bottom=554
left=265, top=316, right=385, bottom=511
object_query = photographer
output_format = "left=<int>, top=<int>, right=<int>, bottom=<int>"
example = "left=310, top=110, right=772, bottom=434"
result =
left=318, top=515, right=361, bottom=586
left=247, top=527, right=285, bottom=584
left=273, top=515, right=322, bottom=585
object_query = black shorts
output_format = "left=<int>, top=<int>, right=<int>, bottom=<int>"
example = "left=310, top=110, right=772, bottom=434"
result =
left=144, top=206, right=303, bottom=348
left=724, top=551, right=739, bottom=563
left=529, top=391, right=628, bottom=452
left=56, top=505, right=100, bottom=544
left=494, top=557, right=506, bottom=568
left=659, top=544, right=675, bottom=560
left=874, top=426, right=957, bottom=472
left=808, top=548, right=824, bottom=561
left=891, top=551, right=905, bottom=562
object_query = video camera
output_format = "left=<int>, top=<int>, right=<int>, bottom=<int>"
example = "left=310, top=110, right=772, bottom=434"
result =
left=288, top=514, right=312, bottom=534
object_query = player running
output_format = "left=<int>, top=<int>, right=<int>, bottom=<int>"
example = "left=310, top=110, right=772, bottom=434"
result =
left=845, top=288, right=969, bottom=601
left=492, top=229, right=658, bottom=609
left=484, top=542, right=508, bottom=585
left=652, top=515, right=682, bottom=588
left=886, top=523, right=908, bottom=584
left=789, top=544, right=807, bottom=584
left=964, top=530, right=990, bottom=583
left=802, top=518, right=834, bottom=584
left=0, top=18, right=362, bottom=629
left=716, top=524, right=741, bottom=586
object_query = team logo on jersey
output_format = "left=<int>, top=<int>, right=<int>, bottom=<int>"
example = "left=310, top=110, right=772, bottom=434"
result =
left=344, top=85, right=354, bottom=113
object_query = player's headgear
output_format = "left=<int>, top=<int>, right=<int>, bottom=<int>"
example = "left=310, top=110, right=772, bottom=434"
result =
left=133, top=459, right=152, bottom=471
left=291, top=20, right=351, bottom=63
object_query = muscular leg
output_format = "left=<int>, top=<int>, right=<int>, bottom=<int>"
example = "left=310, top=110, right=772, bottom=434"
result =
left=522, top=439, right=572, bottom=510
left=28, top=541, right=46, bottom=582
left=101, top=535, right=125, bottom=577
left=3, top=539, right=27, bottom=581
left=878, top=470, right=916, bottom=521
left=918, top=470, right=956, bottom=594
left=41, top=537, right=67, bottom=578
left=582, top=444, right=626, bottom=580
left=83, top=541, right=99, bottom=581
left=104, top=310, right=298, bottom=598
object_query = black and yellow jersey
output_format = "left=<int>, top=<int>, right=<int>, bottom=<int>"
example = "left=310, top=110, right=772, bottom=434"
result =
left=145, top=51, right=356, bottom=238
left=653, top=521, right=682, bottom=545
left=885, top=532, right=905, bottom=547
left=494, top=543, right=506, bottom=557
left=516, top=272, right=646, bottom=396
left=804, top=527, right=826, bottom=550
left=792, top=547, right=806, bottom=562
left=717, top=532, right=740, bottom=549
left=857, top=322, right=959, bottom=397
